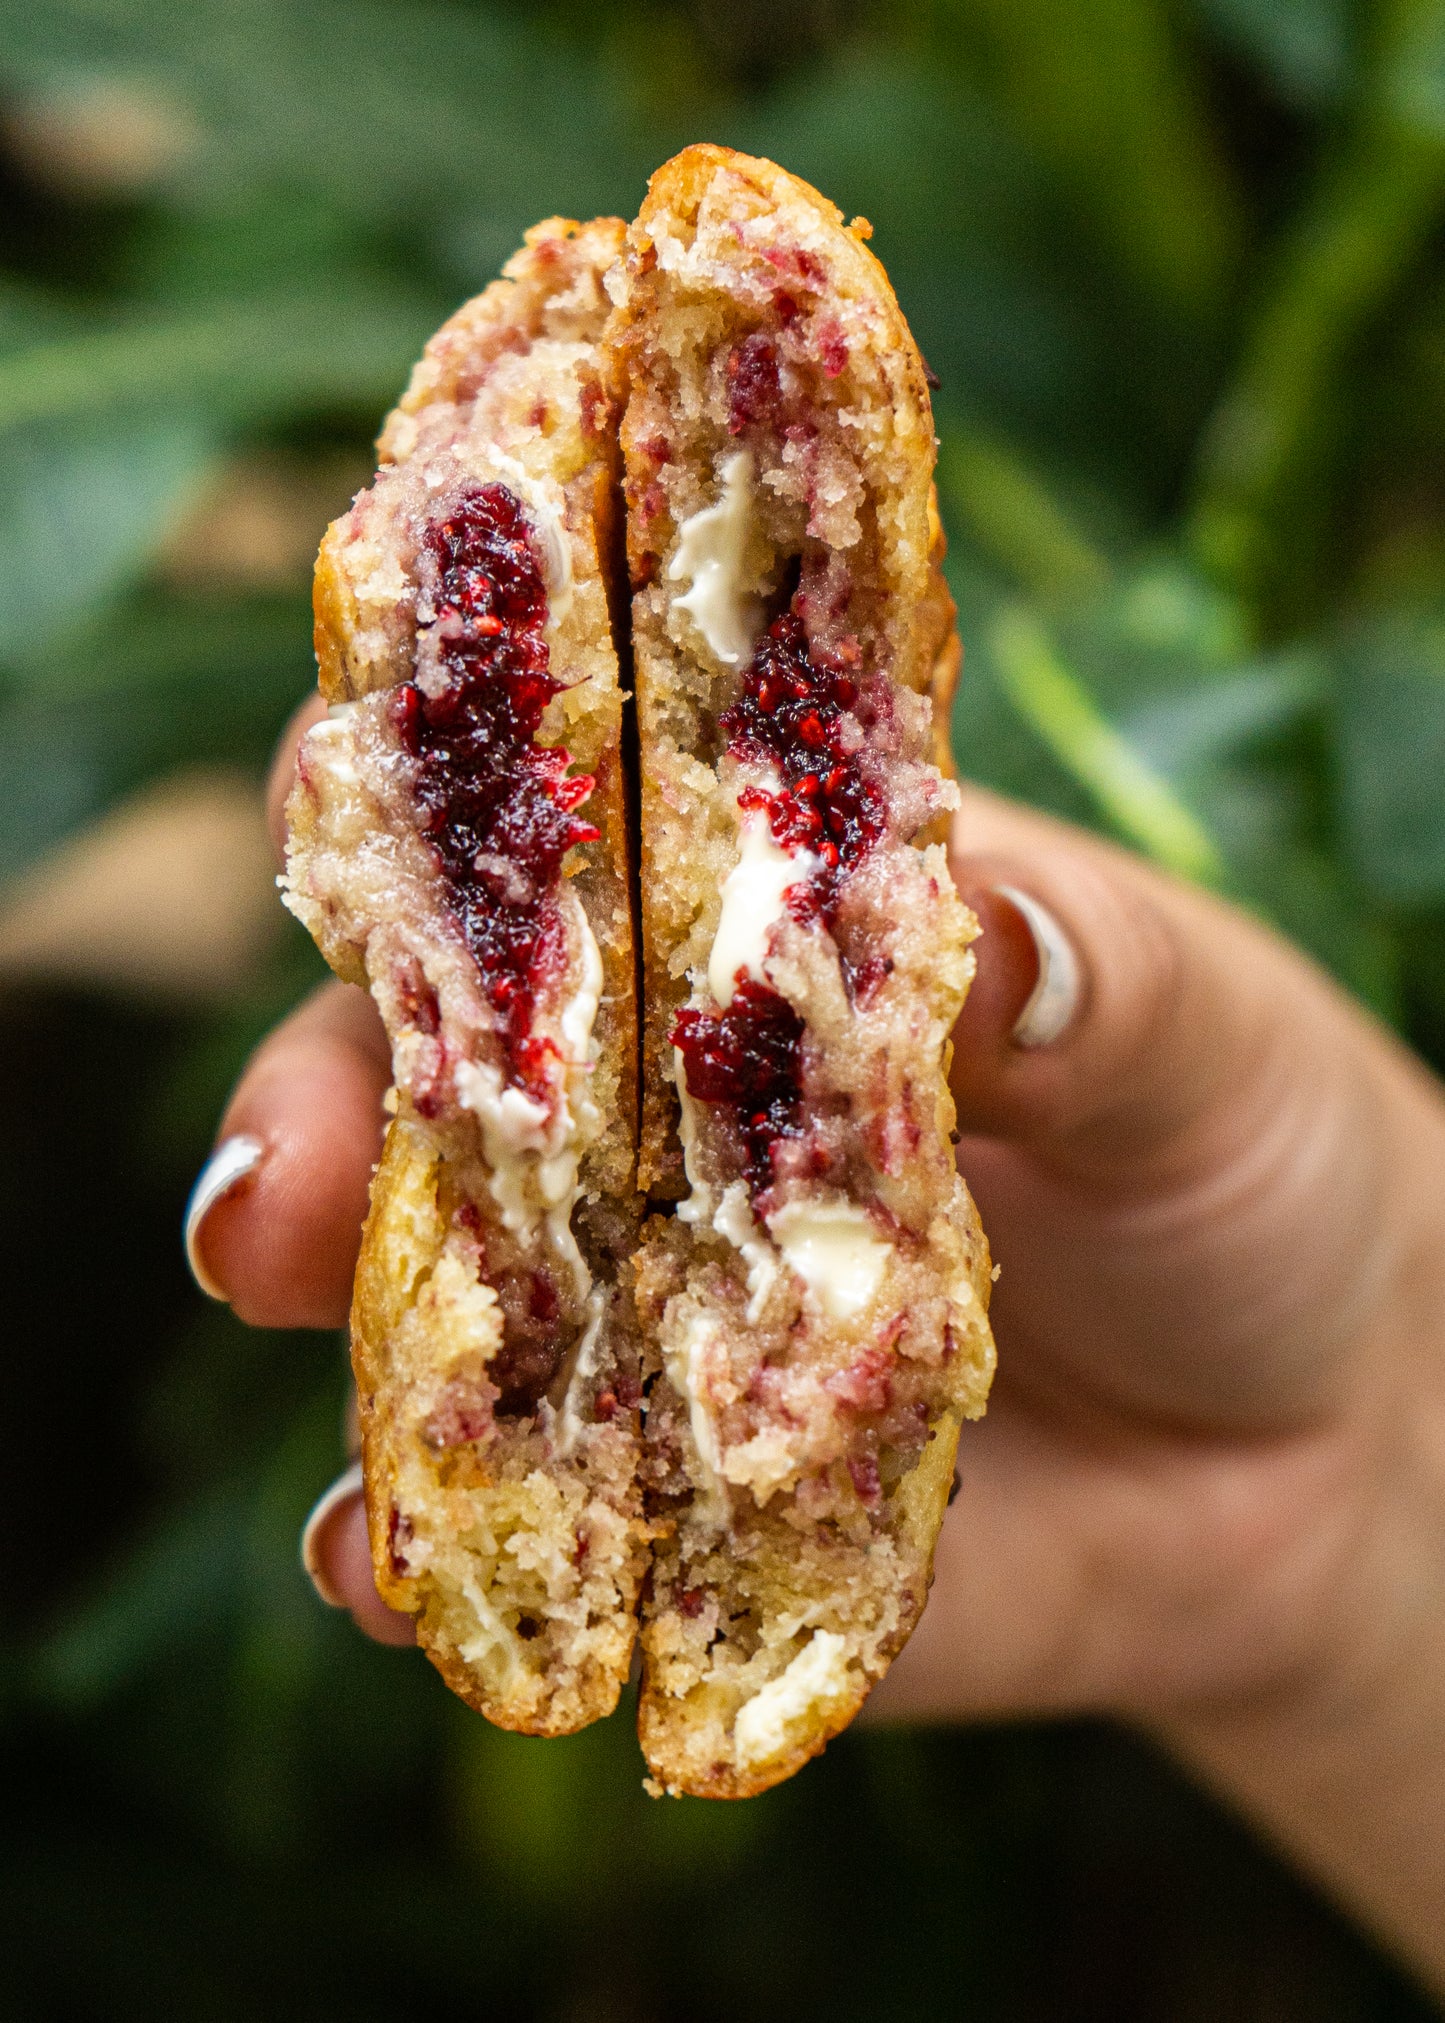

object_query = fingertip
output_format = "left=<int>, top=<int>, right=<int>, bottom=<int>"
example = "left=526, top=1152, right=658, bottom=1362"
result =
left=184, top=1134, right=265, bottom=1299
left=302, top=1470, right=417, bottom=1647
left=995, top=885, right=1082, bottom=1049
left=947, top=794, right=1279, bottom=1165
left=950, top=878, right=1089, bottom=1131
left=955, top=885, right=1048, bottom=1054
left=190, top=983, right=390, bottom=1328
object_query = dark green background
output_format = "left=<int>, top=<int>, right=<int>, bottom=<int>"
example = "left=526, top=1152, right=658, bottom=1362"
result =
left=3, top=1, right=1444, bottom=2014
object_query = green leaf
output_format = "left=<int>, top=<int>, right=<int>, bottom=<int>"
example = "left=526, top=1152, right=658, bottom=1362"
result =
left=0, top=292, right=432, bottom=437
left=0, top=288, right=428, bottom=663
left=0, top=0, right=645, bottom=229
left=30, top=1485, right=249, bottom=1708
left=0, top=416, right=217, bottom=657
left=1188, top=0, right=1445, bottom=615
left=988, top=601, right=1227, bottom=880
left=1191, top=0, right=1352, bottom=107
left=0, top=591, right=312, bottom=878
left=1118, top=654, right=1320, bottom=777
left=927, top=0, right=1244, bottom=321
left=938, top=428, right=1112, bottom=606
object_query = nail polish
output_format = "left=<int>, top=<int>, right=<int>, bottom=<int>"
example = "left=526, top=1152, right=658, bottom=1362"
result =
left=300, top=1460, right=365, bottom=1609
left=993, top=885, right=1080, bottom=1048
left=183, top=1134, right=263, bottom=1300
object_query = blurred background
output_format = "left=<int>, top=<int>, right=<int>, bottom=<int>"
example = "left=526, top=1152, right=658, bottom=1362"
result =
left=2, top=0, right=1444, bottom=2015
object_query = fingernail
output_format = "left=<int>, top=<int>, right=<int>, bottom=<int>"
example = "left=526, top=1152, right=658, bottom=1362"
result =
left=183, top=1134, right=263, bottom=1300
left=301, top=1459, right=365, bottom=1608
left=993, top=886, right=1080, bottom=1048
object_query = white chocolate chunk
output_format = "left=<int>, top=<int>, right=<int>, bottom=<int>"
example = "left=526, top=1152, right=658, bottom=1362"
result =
left=485, top=449, right=573, bottom=623
left=766, top=1197, right=891, bottom=1320
left=664, top=1311, right=728, bottom=1524
left=667, top=449, right=764, bottom=666
left=712, top=1181, right=779, bottom=1322
left=707, top=795, right=817, bottom=1008
left=554, top=1286, right=608, bottom=1456
left=733, top=1632, right=854, bottom=1767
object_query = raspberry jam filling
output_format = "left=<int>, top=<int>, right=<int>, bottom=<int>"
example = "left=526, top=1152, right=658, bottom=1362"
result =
left=673, top=606, right=885, bottom=1195
left=719, top=607, right=884, bottom=918
left=673, top=980, right=804, bottom=1195
left=391, top=483, right=597, bottom=1095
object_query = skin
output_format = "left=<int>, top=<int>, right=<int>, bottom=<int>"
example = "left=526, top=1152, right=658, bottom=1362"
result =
left=201, top=700, right=1445, bottom=1985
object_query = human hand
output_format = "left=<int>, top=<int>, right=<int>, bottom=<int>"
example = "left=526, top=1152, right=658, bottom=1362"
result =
left=880, top=790, right=1445, bottom=1730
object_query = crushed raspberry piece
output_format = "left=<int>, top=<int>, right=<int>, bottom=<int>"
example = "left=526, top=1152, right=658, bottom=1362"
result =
left=848, top=1449, right=883, bottom=1508
left=721, top=608, right=885, bottom=918
left=726, top=332, right=782, bottom=435
left=394, top=956, right=440, bottom=1036
left=673, top=980, right=804, bottom=1195
left=827, top=1342, right=894, bottom=1415
left=392, top=484, right=597, bottom=1094
left=842, top=953, right=893, bottom=1005
left=817, top=321, right=848, bottom=378
left=423, top=1375, right=496, bottom=1451
left=762, top=243, right=827, bottom=289
left=579, top=378, right=611, bottom=439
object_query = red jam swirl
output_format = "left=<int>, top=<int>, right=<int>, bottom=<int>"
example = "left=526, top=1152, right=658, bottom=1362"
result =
left=672, top=608, right=885, bottom=1197
left=719, top=608, right=884, bottom=918
left=391, top=483, right=597, bottom=1095
left=672, top=980, right=804, bottom=1196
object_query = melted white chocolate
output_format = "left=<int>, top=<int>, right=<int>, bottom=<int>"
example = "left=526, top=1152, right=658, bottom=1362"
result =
left=707, top=789, right=818, bottom=1009
left=765, top=1197, right=891, bottom=1321
left=733, top=1632, right=854, bottom=1768
left=667, top=450, right=764, bottom=666
left=664, top=1310, right=728, bottom=1524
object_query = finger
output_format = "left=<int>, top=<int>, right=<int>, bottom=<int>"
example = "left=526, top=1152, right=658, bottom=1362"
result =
left=266, top=694, right=328, bottom=866
left=302, top=1467, right=417, bottom=1647
left=947, top=785, right=1363, bottom=1185
left=944, top=788, right=1405, bottom=1424
left=186, top=980, right=390, bottom=1328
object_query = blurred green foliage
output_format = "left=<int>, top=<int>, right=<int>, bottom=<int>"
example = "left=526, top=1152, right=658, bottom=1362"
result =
left=3, top=0, right=1445, bottom=2015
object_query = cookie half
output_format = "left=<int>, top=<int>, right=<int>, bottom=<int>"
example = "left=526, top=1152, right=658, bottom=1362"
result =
left=283, top=218, right=647, bottom=1735
left=610, top=148, right=996, bottom=1796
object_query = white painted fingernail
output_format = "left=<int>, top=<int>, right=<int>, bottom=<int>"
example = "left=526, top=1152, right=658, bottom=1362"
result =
left=994, top=886, right=1080, bottom=1048
left=301, top=1459, right=365, bottom=1608
left=183, top=1134, right=264, bottom=1299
